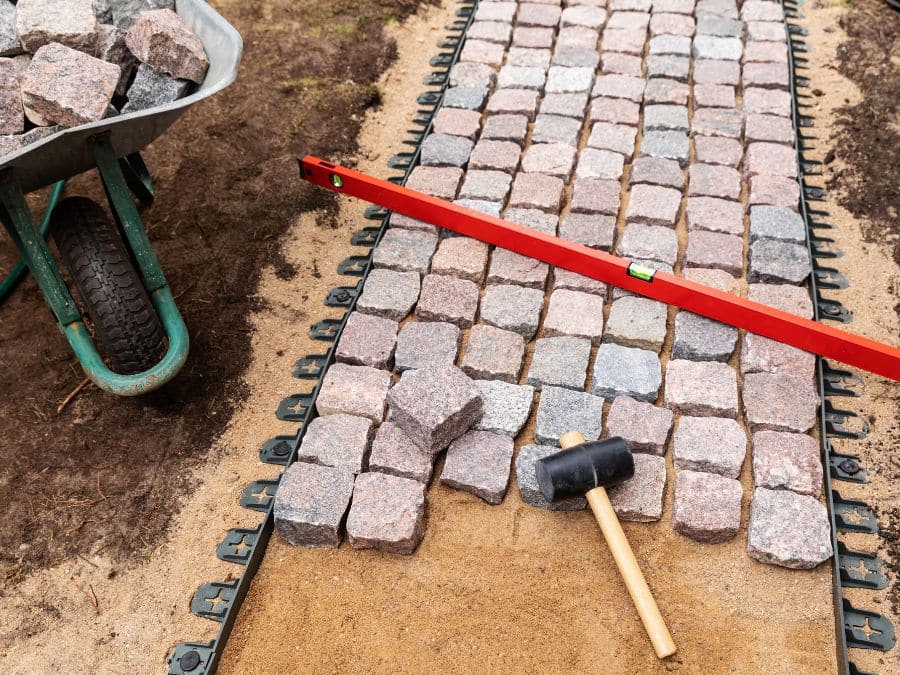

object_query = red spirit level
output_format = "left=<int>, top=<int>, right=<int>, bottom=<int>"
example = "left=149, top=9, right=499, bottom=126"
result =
left=300, top=156, right=900, bottom=381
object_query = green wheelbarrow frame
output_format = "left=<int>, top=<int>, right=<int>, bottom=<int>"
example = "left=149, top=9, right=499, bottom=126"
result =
left=0, top=0, right=241, bottom=396
left=0, top=136, right=188, bottom=396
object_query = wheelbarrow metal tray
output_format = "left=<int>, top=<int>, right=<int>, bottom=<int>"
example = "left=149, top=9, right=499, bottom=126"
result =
left=0, top=0, right=243, bottom=194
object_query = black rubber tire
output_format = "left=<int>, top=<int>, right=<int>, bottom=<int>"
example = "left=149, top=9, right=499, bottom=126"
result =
left=51, top=197, right=166, bottom=375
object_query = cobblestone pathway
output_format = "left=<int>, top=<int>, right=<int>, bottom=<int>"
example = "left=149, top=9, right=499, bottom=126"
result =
left=276, top=0, right=834, bottom=570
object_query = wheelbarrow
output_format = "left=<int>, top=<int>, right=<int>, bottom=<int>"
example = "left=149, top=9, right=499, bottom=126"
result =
left=0, top=0, right=242, bottom=396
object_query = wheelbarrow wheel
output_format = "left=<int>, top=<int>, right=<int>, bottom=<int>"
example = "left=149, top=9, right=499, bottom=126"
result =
left=51, top=197, right=166, bottom=375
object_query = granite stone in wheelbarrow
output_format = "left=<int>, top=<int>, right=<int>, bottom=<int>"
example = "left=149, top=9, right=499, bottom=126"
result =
left=388, top=365, right=482, bottom=453
left=478, top=283, right=544, bottom=340
left=605, top=396, right=673, bottom=456
left=608, top=453, right=667, bottom=522
left=356, top=269, right=420, bottom=322
left=97, top=24, right=138, bottom=98
left=109, top=0, right=175, bottom=31
left=0, top=125, right=59, bottom=157
left=527, top=336, right=592, bottom=391
left=297, top=413, right=374, bottom=474
left=368, top=422, right=435, bottom=483
left=673, top=415, right=746, bottom=478
left=0, top=1, right=21, bottom=57
left=441, top=430, right=515, bottom=504
left=316, top=363, right=392, bottom=422
left=473, top=379, right=534, bottom=437
left=346, top=472, right=427, bottom=555
left=673, top=470, right=742, bottom=543
left=126, top=9, right=209, bottom=83
left=16, top=0, right=99, bottom=54
left=334, top=311, right=398, bottom=370
left=372, top=228, right=438, bottom=275
left=274, top=461, right=355, bottom=548
left=394, top=321, right=460, bottom=372
left=665, top=360, right=738, bottom=417
left=21, top=43, right=120, bottom=127
left=535, top=385, right=604, bottom=446
left=461, top=324, right=525, bottom=383
left=747, top=487, right=832, bottom=569
left=121, top=62, right=189, bottom=114
left=516, top=444, right=587, bottom=511
left=0, top=58, right=23, bottom=134
left=752, top=430, right=822, bottom=497
left=592, top=344, right=662, bottom=402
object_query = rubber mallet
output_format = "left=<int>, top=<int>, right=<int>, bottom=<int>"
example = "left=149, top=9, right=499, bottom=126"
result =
left=536, top=431, right=677, bottom=659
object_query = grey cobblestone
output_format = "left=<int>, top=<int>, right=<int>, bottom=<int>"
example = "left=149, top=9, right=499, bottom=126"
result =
left=559, top=212, right=616, bottom=249
left=541, top=92, right=590, bottom=117
left=697, top=13, right=742, bottom=37
left=571, top=177, right=621, bottom=215
left=673, top=311, right=738, bottom=361
left=546, top=65, right=595, bottom=93
left=576, top=148, right=625, bottom=181
left=693, top=135, right=743, bottom=167
left=388, top=364, right=483, bottom=453
left=454, top=199, right=502, bottom=217
left=552, top=268, right=608, bottom=295
left=587, top=122, right=637, bottom=155
left=592, top=343, right=662, bottom=402
left=749, top=205, right=805, bottom=243
left=394, top=321, right=460, bottom=372
left=461, top=324, right=525, bottom=383
left=742, top=371, right=819, bottom=433
left=685, top=230, right=744, bottom=275
left=646, top=55, right=691, bottom=81
left=617, top=223, right=678, bottom=265
left=459, top=169, right=513, bottom=202
left=748, top=239, right=811, bottom=284
left=552, top=47, right=601, bottom=69
left=742, top=1, right=784, bottom=22
left=747, top=487, right=832, bottom=569
left=508, top=46, right=552, bottom=68
left=357, top=269, right=421, bottom=321
left=474, top=379, right=535, bottom=437
left=673, top=470, right=742, bottom=543
left=346, top=472, right=426, bottom=555
left=688, top=163, right=741, bottom=200
left=516, top=444, right=587, bottom=510
left=692, top=35, right=742, bottom=60
left=631, top=156, right=685, bottom=188
left=544, top=288, right=606, bottom=344
left=605, top=396, right=674, bottom=456
left=608, top=453, right=667, bottom=522
left=420, top=133, right=474, bottom=167
left=561, top=5, right=607, bottom=28
left=498, top=65, right=547, bottom=90
left=482, top=113, right=529, bottom=145
left=503, top=207, right=559, bottom=234
left=665, top=359, right=738, bottom=417
left=746, top=21, right=787, bottom=43
left=416, top=274, right=480, bottom=328
left=443, top=85, right=490, bottom=110
left=335, top=312, right=398, bottom=370
left=673, top=415, right=746, bottom=478
left=532, top=114, right=583, bottom=146
left=536, top=385, right=605, bottom=446
left=275, top=462, right=354, bottom=548
left=441, top=430, right=515, bottom=504
left=644, top=104, right=690, bottom=132
left=604, top=296, right=668, bottom=351
left=522, top=142, right=577, bottom=178
left=648, top=34, right=692, bottom=56
left=626, top=183, right=682, bottom=225
left=752, top=430, right=822, bottom=497
left=431, top=237, right=490, bottom=283
left=369, top=422, right=436, bottom=483
left=640, top=130, right=690, bottom=166
left=528, top=336, right=592, bottom=390
left=487, top=249, right=550, bottom=288
left=298, top=413, right=374, bottom=474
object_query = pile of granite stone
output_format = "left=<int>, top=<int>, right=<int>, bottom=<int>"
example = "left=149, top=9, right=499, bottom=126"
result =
left=0, top=0, right=208, bottom=157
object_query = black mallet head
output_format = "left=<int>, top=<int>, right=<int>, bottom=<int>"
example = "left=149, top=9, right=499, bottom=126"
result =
left=536, top=436, right=634, bottom=502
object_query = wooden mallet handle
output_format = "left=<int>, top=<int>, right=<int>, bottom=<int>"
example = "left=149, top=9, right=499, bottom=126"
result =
left=560, top=431, right=677, bottom=659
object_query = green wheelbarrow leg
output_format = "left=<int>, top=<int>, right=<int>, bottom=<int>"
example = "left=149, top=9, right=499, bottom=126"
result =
left=0, top=137, right=189, bottom=396
left=0, top=180, right=66, bottom=303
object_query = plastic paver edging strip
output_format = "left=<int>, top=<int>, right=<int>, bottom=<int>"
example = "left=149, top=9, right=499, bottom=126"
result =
left=298, top=156, right=900, bottom=381
left=166, top=2, right=479, bottom=673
